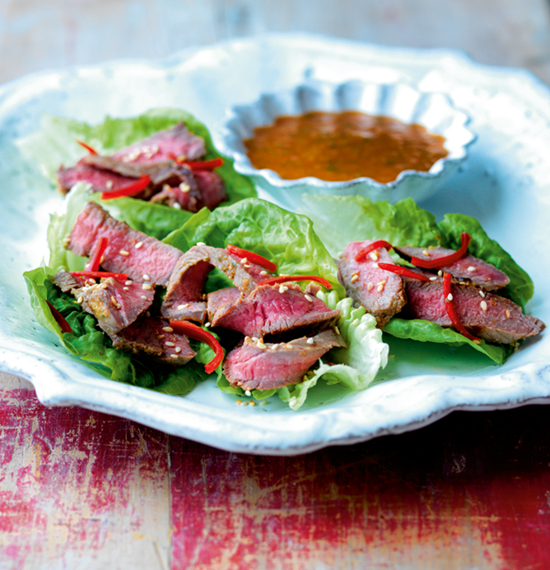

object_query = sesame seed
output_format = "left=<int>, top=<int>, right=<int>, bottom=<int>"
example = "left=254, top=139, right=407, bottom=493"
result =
left=438, top=270, right=443, bottom=276
left=422, top=249, right=430, bottom=256
left=377, top=281, right=386, bottom=292
left=140, top=295, right=147, bottom=300
left=244, top=264, right=251, bottom=269
left=245, top=390, right=251, bottom=396
left=106, top=180, right=113, bottom=189
left=123, top=287, right=129, bottom=291
left=62, top=235, right=71, bottom=248
left=165, top=341, right=175, bottom=347
left=135, top=241, right=143, bottom=249
left=142, top=274, right=150, bottom=281
left=260, top=271, right=268, bottom=276
left=100, top=255, right=105, bottom=264
left=170, top=354, right=179, bottom=359
left=279, top=285, right=288, bottom=293
left=240, top=257, right=248, bottom=264
left=125, top=280, right=132, bottom=286
left=197, top=242, right=205, bottom=246
left=179, top=182, right=190, bottom=193
left=506, top=310, right=510, bottom=319
left=480, top=301, right=488, bottom=311
left=257, top=341, right=266, bottom=349
left=163, top=326, right=173, bottom=333
left=306, top=338, right=314, bottom=344
left=251, top=337, right=259, bottom=342
left=429, top=276, right=437, bottom=281
left=236, top=399, right=242, bottom=405
left=142, top=283, right=153, bottom=290
left=204, top=322, right=211, bottom=328
left=172, top=203, right=182, bottom=210
left=289, top=397, right=297, bottom=406
left=369, top=251, right=380, bottom=261
left=111, top=296, right=117, bottom=305
left=177, top=303, right=190, bottom=310
left=447, top=293, right=453, bottom=301
left=334, top=325, right=340, bottom=335
left=175, top=347, right=181, bottom=353
left=352, top=319, right=359, bottom=326
left=76, top=296, right=83, bottom=304
left=467, top=266, right=476, bottom=272
left=372, top=262, right=379, bottom=269
left=249, top=401, right=256, bottom=407
left=479, top=290, right=485, bottom=297
left=351, top=274, right=359, bottom=283
left=119, top=250, right=130, bottom=256
left=158, top=334, right=165, bottom=339
left=305, top=294, right=313, bottom=302
left=367, top=282, right=374, bottom=292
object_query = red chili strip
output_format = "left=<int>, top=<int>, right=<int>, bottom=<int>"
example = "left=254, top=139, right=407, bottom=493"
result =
left=71, top=271, right=128, bottom=280
left=377, top=263, right=431, bottom=282
left=86, top=236, right=108, bottom=272
left=170, top=321, right=224, bottom=374
left=258, top=275, right=332, bottom=289
left=411, top=233, right=471, bottom=269
left=443, top=272, right=481, bottom=343
left=76, top=140, right=98, bottom=155
left=226, top=244, right=277, bottom=273
left=101, top=175, right=151, bottom=200
left=354, top=240, right=393, bottom=262
left=168, top=152, right=223, bottom=171
left=46, top=301, right=73, bottom=334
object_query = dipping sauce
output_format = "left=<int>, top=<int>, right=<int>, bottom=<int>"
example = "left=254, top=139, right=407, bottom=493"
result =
left=243, top=111, right=448, bottom=183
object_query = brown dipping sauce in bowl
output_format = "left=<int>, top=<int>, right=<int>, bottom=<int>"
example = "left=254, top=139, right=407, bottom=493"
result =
left=243, top=110, right=449, bottom=184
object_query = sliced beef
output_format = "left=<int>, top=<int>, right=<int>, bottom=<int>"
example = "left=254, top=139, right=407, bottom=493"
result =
left=111, top=122, right=205, bottom=165
left=149, top=164, right=202, bottom=211
left=209, top=283, right=340, bottom=340
left=111, top=317, right=196, bottom=365
left=402, top=278, right=545, bottom=344
left=193, top=170, right=227, bottom=210
left=394, top=245, right=510, bottom=290
left=51, top=269, right=83, bottom=293
left=223, top=329, right=346, bottom=391
left=337, top=241, right=407, bottom=328
left=74, top=276, right=155, bottom=337
left=207, top=287, right=241, bottom=320
left=81, top=154, right=166, bottom=179
left=56, top=163, right=140, bottom=195
left=161, top=244, right=262, bottom=322
left=67, top=202, right=182, bottom=286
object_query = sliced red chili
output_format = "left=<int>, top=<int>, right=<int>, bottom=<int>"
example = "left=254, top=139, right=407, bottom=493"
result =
left=71, top=271, right=128, bottom=280
left=258, top=275, right=332, bottom=289
left=168, top=152, right=224, bottom=171
left=443, top=272, right=480, bottom=343
left=354, top=240, right=393, bottom=262
left=86, top=236, right=108, bottom=272
left=101, top=175, right=151, bottom=200
left=377, top=263, right=431, bottom=281
left=226, top=244, right=277, bottom=273
left=46, top=300, right=73, bottom=333
left=170, top=321, right=224, bottom=374
left=411, top=233, right=471, bottom=269
left=76, top=140, right=98, bottom=155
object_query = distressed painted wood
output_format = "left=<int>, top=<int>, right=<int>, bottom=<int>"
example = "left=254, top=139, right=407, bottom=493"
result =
left=1, top=0, right=550, bottom=85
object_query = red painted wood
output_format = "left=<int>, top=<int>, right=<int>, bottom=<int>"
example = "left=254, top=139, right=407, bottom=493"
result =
left=169, top=407, right=550, bottom=569
left=0, top=387, right=170, bottom=569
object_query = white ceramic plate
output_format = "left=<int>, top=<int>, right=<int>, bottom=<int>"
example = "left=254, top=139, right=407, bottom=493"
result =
left=0, top=34, right=549, bottom=456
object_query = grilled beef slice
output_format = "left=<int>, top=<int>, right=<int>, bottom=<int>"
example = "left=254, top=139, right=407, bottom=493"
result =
left=394, top=245, right=510, bottom=290
left=223, top=328, right=346, bottom=391
left=337, top=241, right=407, bottom=328
left=51, top=269, right=83, bottom=293
left=56, top=163, right=140, bottom=195
left=208, top=283, right=340, bottom=340
left=192, top=170, right=227, bottom=210
left=403, top=278, right=545, bottom=344
left=67, top=202, right=182, bottom=286
left=161, top=244, right=263, bottom=322
left=110, top=317, right=196, bottom=365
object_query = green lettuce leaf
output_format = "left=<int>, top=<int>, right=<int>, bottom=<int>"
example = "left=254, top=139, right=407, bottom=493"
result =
left=17, top=108, right=256, bottom=240
left=300, top=194, right=534, bottom=362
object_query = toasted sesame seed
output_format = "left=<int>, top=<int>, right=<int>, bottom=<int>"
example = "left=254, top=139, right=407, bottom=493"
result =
left=106, top=180, right=113, bottom=189
left=244, top=264, right=251, bottom=269
left=377, top=281, right=386, bottom=292
left=142, top=274, right=150, bottom=281
left=479, top=290, right=485, bottom=297
left=125, top=280, right=132, bottom=286
left=422, top=249, right=430, bottom=256
left=172, top=202, right=182, bottom=210
left=306, top=338, right=314, bottom=345
left=163, top=326, right=173, bottom=333
left=240, top=257, right=248, bottom=264
left=257, top=341, right=266, bottom=349
left=480, top=301, right=488, bottom=311
left=334, top=325, right=340, bottom=335
left=438, top=270, right=443, bottom=276
left=179, top=182, right=190, bottom=193
left=352, top=319, right=359, bottom=326
left=165, top=341, right=175, bottom=347
left=372, top=262, right=379, bottom=268
left=251, top=337, right=259, bottom=342
left=76, top=296, right=83, bottom=304
left=62, top=235, right=71, bottom=248
left=367, top=282, right=374, bottom=292
left=369, top=251, right=380, bottom=261
left=279, top=285, right=288, bottom=293
left=197, top=242, right=205, bottom=246
left=305, top=294, right=313, bottom=302
left=236, top=399, right=242, bottom=405
left=122, top=287, right=129, bottom=292
left=142, top=283, right=153, bottom=290
left=260, top=270, right=269, bottom=276
left=135, top=241, right=143, bottom=249
left=204, top=322, right=211, bottom=327
left=111, top=296, right=117, bottom=305
left=447, top=293, right=453, bottom=301
left=249, top=401, right=256, bottom=407
left=119, top=250, right=130, bottom=256
left=177, top=303, right=190, bottom=310
left=351, top=274, right=359, bottom=283
left=170, top=354, right=179, bottom=359
left=175, top=347, right=181, bottom=353
left=505, top=310, right=510, bottom=319
left=140, top=295, right=147, bottom=300
left=158, top=334, right=165, bottom=339
left=429, top=276, right=437, bottom=281
left=467, top=266, right=476, bottom=272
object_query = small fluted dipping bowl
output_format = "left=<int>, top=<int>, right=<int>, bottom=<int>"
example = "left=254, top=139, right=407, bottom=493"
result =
left=218, top=80, right=476, bottom=210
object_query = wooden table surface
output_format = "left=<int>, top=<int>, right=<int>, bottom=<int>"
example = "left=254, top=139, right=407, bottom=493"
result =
left=2, top=1, right=550, bottom=568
